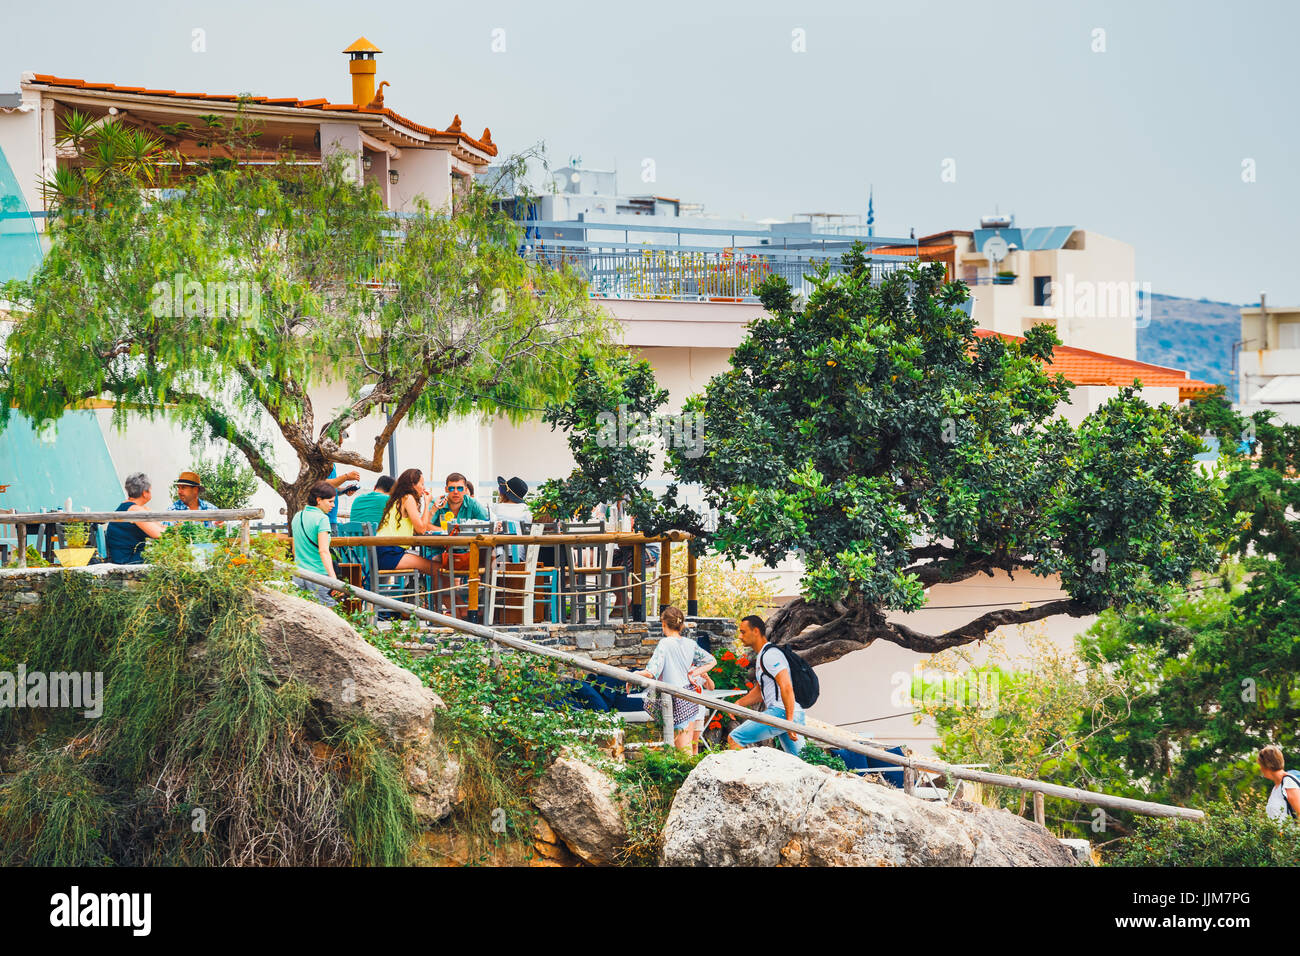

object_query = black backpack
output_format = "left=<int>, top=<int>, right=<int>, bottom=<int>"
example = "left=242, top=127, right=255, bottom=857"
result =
left=757, top=644, right=820, bottom=709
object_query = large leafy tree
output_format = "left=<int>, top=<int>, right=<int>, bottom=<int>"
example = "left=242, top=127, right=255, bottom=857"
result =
left=534, top=352, right=702, bottom=534
left=1076, top=395, right=1300, bottom=804
left=1, top=116, right=609, bottom=514
left=670, top=248, right=1225, bottom=664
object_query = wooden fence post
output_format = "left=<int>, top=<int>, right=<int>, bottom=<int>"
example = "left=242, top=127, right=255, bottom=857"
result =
left=16, top=525, right=26, bottom=569
left=660, top=688, right=675, bottom=747
left=633, top=544, right=646, bottom=623
left=687, top=547, right=698, bottom=617
left=468, top=542, right=480, bottom=623
left=903, top=766, right=916, bottom=797
left=239, top=518, right=250, bottom=554
left=659, top=540, right=672, bottom=613
left=1033, top=791, right=1046, bottom=828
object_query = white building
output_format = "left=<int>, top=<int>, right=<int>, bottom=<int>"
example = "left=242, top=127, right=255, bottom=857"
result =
left=1238, top=298, right=1300, bottom=425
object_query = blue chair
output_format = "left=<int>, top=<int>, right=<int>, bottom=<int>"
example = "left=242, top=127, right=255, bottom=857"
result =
left=833, top=745, right=907, bottom=788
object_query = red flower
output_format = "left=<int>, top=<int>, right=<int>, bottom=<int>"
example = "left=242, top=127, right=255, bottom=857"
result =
left=721, top=651, right=735, bottom=661
left=737, top=657, right=749, bottom=667
left=745, top=681, right=754, bottom=689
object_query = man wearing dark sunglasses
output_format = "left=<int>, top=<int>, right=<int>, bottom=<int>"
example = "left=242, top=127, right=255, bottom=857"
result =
left=431, top=472, right=490, bottom=528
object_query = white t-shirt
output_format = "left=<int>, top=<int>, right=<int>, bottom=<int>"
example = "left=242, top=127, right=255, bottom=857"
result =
left=756, top=644, right=793, bottom=711
left=1266, top=773, right=1300, bottom=820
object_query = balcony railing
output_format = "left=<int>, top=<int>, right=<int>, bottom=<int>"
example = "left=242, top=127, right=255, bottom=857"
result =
left=516, top=220, right=919, bottom=303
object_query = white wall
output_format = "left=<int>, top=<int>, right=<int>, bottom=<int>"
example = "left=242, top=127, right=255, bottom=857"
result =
left=807, top=570, right=1097, bottom=756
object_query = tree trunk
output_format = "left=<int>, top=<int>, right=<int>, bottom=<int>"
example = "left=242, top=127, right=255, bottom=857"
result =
left=765, top=594, right=1091, bottom=666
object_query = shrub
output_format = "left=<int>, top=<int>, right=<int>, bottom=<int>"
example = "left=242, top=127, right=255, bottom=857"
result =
left=613, top=747, right=700, bottom=865
left=1109, top=801, right=1300, bottom=867
left=0, top=543, right=415, bottom=866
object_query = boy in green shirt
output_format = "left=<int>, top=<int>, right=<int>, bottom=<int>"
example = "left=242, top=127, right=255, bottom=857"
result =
left=349, top=475, right=394, bottom=530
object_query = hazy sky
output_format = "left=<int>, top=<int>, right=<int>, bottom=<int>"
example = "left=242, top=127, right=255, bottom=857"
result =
left=3, top=0, right=1294, bottom=304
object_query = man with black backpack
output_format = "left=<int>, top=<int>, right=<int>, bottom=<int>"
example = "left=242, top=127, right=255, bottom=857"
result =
left=727, top=614, right=820, bottom=756
left=1259, top=745, right=1300, bottom=821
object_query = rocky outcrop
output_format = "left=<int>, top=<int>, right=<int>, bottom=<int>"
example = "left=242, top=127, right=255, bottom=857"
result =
left=662, top=749, right=1077, bottom=867
left=253, top=588, right=460, bottom=825
left=531, top=755, right=629, bottom=865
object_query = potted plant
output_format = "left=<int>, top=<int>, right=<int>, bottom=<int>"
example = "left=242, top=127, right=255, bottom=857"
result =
left=994, top=270, right=1017, bottom=285
left=55, top=522, right=96, bottom=567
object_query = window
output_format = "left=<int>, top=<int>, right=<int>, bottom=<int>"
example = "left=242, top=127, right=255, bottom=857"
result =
left=1279, top=321, right=1300, bottom=350
left=1033, top=276, right=1053, bottom=307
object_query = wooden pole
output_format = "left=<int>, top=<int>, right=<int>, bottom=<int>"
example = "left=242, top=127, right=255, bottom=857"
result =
left=468, top=541, right=480, bottom=622
left=1033, top=791, right=1046, bottom=828
left=661, top=689, right=675, bottom=747
left=633, top=543, right=646, bottom=623
left=239, top=518, right=250, bottom=554
left=903, top=766, right=915, bottom=797
left=687, top=548, right=699, bottom=617
left=16, top=524, right=26, bottom=569
left=289, top=565, right=1207, bottom=822
left=659, top=540, right=672, bottom=612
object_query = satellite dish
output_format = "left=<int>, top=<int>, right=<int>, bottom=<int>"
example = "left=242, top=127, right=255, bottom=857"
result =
left=984, top=234, right=1009, bottom=263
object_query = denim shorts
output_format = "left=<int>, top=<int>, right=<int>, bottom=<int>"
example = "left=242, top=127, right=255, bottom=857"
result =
left=376, top=545, right=412, bottom=571
left=292, top=577, right=338, bottom=608
left=728, top=705, right=806, bottom=754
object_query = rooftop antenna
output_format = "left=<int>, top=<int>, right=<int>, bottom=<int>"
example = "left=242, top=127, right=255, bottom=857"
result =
left=867, top=185, right=875, bottom=238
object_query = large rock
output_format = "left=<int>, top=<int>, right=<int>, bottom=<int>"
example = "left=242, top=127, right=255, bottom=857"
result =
left=253, top=588, right=459, bottom=825
left=531, top=756, right=628, bottom=865
left=662, top=749, right=1076, bottom=867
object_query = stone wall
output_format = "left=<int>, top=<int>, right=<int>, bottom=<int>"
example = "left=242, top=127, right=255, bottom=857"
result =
left=0, top=564, right=146, bottom=618
left=0, top=565, right=737, bottom=674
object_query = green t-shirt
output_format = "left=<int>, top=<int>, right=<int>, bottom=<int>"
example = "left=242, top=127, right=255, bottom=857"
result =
left=292, top=505, right=332, bottom=577
left=429, top=496, right=490, bottom=558
left=432, top=495, right=490, bottom=528
left=349, top=490, right=390, bottom=530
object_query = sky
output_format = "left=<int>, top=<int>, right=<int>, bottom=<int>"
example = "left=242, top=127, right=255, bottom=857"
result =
left=2, top=0, right=1295, bottom=304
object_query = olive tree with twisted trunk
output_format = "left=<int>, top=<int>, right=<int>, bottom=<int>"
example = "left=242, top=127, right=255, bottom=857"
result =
left=669, top=249, right=1225, bottom=665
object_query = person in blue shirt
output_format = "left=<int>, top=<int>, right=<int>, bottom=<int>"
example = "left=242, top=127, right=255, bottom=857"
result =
left=171, top=470, right=223, bottom=528
left=106, top=472, right=166, bottom=564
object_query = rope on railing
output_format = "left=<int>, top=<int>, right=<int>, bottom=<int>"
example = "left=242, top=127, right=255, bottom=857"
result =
left=289, top=564, right=1206, bottom=823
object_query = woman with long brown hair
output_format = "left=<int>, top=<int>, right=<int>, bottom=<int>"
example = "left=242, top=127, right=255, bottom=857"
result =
left=374, top=468, right=436, bottom=577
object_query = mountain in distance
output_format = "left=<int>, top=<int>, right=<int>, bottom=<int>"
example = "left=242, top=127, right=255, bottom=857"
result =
left=1138, top=293, right=1244, bottom=402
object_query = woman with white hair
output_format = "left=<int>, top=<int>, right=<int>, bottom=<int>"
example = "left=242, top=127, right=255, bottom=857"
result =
left=105, top=472, right=165, bottom=564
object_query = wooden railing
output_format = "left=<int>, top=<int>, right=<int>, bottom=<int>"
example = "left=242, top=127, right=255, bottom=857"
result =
left=292, top=563, right=1206, bottom=824
left=330, top=531, right=699, bottom=620
left=0, top=509, right=265, bottom=567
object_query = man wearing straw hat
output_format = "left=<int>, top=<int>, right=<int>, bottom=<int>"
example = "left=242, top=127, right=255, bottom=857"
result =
left=171, top=470, right=224, bottom=528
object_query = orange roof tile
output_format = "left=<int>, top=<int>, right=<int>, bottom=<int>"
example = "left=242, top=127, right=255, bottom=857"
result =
left=26, top=73, right=497, bottom=157
left=974, top=329, right=1216, bottom=400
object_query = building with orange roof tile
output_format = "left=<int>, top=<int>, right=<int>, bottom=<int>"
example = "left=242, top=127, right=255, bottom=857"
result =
left=0, top=38, right=496, bottom=228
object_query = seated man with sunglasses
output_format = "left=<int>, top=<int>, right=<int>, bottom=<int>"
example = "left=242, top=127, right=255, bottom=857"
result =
left=426, top=473, right=491, bottom=610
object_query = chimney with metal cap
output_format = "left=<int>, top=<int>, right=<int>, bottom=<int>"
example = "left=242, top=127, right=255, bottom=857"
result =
left=343, top=36, right=382, bottom=107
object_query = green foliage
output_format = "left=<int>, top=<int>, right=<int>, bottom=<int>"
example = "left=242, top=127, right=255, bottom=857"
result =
left=799, top=743, right=848, bottom=772
left=0, top=545, right=418, bottom=866
left=419, top=640, right=610, bottom=780
left=195, top=451, right=260, bottom=509
left=3, top=120, right=611, bottom=516
left=537, top=352, right=703, bottom=536
left=1069, top=396, right=1300, bottom=813
left=350, top=629, right=614, bottom=862
left=613, top=747, right=700, bottom=865
left=671, top=250, right=1225, bottom=654
left=1110, top=801, right=1300, bottom=867
left=927, top=627, right=1141, bottom=836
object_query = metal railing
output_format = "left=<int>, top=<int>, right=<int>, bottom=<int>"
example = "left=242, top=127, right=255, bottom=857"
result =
left=524, top=244, right=914, bottom=303
left=516, top=219, right=920, bottom=302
